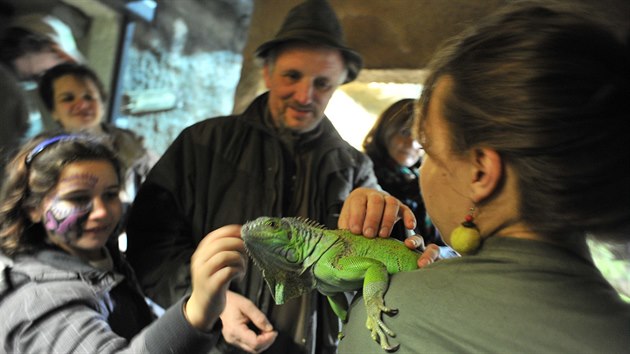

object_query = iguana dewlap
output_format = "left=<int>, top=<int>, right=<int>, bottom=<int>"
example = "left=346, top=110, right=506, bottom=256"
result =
left=241, top=216, right=420, bottom=352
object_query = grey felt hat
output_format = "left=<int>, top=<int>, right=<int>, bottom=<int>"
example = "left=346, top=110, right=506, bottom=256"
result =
left=255, top=0, right=363, bottom=83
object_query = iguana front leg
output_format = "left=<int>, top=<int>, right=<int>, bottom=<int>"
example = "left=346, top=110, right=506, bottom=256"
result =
left=335, top=257, right=400, bottom=352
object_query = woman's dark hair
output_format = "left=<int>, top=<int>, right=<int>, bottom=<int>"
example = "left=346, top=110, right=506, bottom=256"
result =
left=363, top=98, right=417, bottom=165
left=0, top=27, right=54, bottom=68
left=38, top=63, right=108, bottom=110
left=416, top=2, right=630, bottom=241
left=0, top=132, right=122, bottom=256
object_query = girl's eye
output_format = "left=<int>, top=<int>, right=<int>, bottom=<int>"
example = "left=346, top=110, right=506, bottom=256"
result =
left=103, top=191, right=120, bottom=201
left=67, top=196, right=91, bottom=204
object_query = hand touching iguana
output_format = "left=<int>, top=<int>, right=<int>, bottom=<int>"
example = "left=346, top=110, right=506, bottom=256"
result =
left=241, top=216, right=420, bottom=352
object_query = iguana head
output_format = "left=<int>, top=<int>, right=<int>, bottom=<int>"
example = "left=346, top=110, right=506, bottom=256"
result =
left=241, top=216, right=328, bottom=304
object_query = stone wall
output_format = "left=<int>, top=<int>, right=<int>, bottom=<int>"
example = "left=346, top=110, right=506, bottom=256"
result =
left=115, top=0, right=254, bottom=155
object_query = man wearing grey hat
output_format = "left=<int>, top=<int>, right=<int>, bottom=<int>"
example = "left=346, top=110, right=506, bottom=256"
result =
left=126, top=1, right=415, bottom=353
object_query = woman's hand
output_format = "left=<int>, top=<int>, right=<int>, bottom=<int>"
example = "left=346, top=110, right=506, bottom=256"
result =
left=405, top=235, right=442, bottom=268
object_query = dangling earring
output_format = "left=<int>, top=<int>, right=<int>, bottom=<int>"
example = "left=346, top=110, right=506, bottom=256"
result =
left=450, top=207, right=482, bottom=255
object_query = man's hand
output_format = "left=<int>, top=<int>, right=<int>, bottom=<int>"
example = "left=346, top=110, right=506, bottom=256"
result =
left=220, top=290, right=278, bottom=354
left=185, top=225, right=246, bottom=332
left=405, top=235, right=442, bottom=268
left=338, top=187, right=415, bottom=238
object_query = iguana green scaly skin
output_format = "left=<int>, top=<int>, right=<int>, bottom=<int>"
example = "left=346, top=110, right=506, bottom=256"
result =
left=241, top=216, right=420, bottom=352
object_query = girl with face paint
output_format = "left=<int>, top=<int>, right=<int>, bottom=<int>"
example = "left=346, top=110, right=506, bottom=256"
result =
left=36, top=160, right=120, bottom=260
left=0, top=133, right=246, bottom=352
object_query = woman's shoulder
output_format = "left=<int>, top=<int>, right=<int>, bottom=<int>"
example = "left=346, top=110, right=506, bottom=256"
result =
left=101, top=123, right=158, bottom=167
left=102, top=124, right=146, bottom=149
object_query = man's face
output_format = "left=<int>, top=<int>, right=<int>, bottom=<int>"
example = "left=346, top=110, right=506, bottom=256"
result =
left=263, top=44, right=347, bottom=133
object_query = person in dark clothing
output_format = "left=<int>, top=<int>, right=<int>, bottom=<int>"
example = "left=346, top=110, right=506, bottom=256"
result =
left=363, top=99, right=456, bottom=259
left=124, top=1, right=416, bottom=353
left=363, top=99, right=433, bottom=240
left=0, top=133, right=246, bottom=353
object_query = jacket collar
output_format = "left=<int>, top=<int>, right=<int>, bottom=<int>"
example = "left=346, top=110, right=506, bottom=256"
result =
left=3, top=243, right=125, bottom=292
left=243, top=92, right=350, bottom=153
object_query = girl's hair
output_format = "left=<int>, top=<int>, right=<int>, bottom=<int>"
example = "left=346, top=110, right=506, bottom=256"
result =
left=363, top=98, right=417, bottom=164
left=416, top=2, right=630, bottom=241
left=0, top=132, right=122, bottom=256
left=38, top=63, right=108, bottom=110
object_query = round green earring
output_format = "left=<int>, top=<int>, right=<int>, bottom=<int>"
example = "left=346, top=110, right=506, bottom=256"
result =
left=450, top=208, right=482, bottom=254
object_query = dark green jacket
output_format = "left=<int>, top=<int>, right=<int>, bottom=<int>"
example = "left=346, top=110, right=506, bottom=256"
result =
left=126, top=92, right=378, bottom=354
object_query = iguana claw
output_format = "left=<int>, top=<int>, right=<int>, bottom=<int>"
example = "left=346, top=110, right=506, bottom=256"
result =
left=365, top=300, right=400, bottom=352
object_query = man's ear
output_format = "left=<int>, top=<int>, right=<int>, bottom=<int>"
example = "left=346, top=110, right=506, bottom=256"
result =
left=262, top=63, right=272, bottom=89
left=469, top=147, right=503, bottom=203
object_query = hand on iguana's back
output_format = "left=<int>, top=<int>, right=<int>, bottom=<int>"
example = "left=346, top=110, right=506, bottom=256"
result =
left=338, top=187, right=416, bottom=238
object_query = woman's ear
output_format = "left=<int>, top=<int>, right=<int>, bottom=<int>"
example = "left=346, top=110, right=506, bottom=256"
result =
left=469, top=147, right=503, bottom=203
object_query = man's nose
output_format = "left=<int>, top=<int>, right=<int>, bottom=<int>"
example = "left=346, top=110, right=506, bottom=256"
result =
left=293, top=81, right=314, bottom=105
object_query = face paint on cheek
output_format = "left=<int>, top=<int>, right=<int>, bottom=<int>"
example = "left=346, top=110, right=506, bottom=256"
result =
left=44, top=198, right=93, bottom=243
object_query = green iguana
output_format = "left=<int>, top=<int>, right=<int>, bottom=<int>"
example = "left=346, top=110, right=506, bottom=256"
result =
left=241, top=216, right=420, bottom=352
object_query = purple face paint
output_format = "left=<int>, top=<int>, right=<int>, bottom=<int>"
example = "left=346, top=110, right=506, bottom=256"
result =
left=44, top=197, right=93, bottom=243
